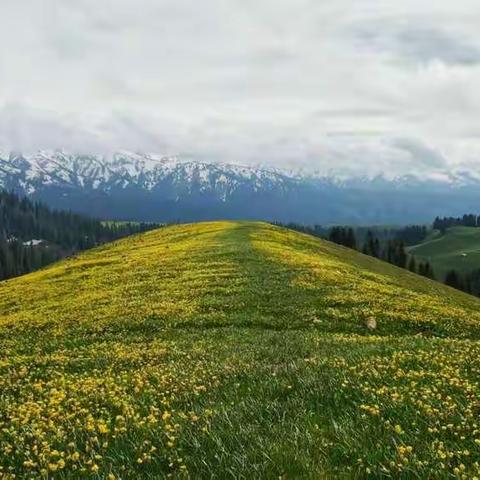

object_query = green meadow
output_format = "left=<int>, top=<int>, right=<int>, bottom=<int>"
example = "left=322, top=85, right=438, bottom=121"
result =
left=1, top=222, right=480, bottom=478
left=409, top=226, right=480, bottom=277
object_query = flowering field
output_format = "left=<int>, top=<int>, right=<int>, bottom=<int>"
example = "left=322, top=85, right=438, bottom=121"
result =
left=1, top=222, right=480, bottom=478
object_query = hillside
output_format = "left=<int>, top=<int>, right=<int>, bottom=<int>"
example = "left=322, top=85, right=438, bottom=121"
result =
left=2, top=222, right=480, bottom=478
left=409, top=226, right=480, bottom=277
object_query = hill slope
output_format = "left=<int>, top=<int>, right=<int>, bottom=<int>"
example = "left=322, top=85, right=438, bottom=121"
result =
left=2, top=222, right=480, bottom=478
left=409, top=226, right=480, bottom=277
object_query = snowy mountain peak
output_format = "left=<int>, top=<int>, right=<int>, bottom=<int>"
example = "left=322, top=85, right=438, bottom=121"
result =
left=1, top=149, right=479, bottom=225
left=0, top=150, right=295, bottom=199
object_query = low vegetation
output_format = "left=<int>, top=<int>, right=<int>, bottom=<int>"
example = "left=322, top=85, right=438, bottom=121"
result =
left=2, top=222, right=480, bottom=478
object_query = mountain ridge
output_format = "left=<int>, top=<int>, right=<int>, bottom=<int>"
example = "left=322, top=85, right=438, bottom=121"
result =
left=1, top=149, right=480, bottom=224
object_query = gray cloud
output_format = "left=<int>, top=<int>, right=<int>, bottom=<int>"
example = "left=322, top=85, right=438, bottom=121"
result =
left=352, top=22, right=480, bottom=66
left=1, top=0, right=480, bottom=178
left=391, top=138, right=448, bottom=168
left=399, top=28, right=480, bottom=65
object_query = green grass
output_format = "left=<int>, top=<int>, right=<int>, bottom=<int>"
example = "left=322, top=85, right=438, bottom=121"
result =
left=2, top=221, right=480, bottom=478
left=409, top=226, right=480, bottom=278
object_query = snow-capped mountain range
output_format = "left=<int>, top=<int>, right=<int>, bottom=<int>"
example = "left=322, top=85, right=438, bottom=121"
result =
left=1, top=150, right=479, bottom=224
left=0, top=150, right=297, bottom=198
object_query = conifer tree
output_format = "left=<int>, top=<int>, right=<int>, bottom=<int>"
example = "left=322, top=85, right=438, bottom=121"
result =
left=408, top=256, right=416, bottom=273
left=445, top=270, right=461, bottom=289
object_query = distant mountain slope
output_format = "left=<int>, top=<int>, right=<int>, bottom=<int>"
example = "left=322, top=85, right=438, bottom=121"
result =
left=2, top=150, right=480, bottom=224
left=3, top=222, right=480, bottom=478
left=0, top=150, right=293, bottom=197
left=0, top=150, right=300, bottom=222
left=409, top=226, right=480, bottom=276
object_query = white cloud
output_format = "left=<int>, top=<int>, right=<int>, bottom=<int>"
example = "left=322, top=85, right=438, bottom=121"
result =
left=1, top=0, right=480, bottom=177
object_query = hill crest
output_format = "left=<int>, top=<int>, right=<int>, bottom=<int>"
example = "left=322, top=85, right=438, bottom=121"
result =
left=2, top=221, right=479, bottom=340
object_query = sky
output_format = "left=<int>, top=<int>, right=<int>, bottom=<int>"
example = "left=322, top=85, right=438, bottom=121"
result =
left=1, top=0, right=480, bottom=177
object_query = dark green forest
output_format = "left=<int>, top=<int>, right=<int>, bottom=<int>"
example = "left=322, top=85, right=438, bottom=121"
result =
left=0, top=191, right=159, bottom=281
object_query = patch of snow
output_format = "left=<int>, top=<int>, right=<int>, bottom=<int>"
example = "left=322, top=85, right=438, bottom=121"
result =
left=23, top=239, right=44, bottom=247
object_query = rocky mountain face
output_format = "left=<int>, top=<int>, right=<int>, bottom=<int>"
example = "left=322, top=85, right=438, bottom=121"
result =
left=0, top=150, right=479, bottom=224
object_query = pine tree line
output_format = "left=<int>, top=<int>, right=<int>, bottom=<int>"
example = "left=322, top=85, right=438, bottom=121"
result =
left=442, top=269, right=480, bottom=296
left=329, top=227, right=357, bottom=249
left=395, top=225, right=429, bottom=245
left=354, top=229, right=434, bottom=278
left=271, top=222, right=327, bottom=238
left=433, top=214, right=479, bottom=233
left=0, top=190, right=160, bottom=281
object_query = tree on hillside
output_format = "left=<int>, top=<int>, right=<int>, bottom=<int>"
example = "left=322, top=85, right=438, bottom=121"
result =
left=397, top=241, right=407, bottom=269
left=445, top=270, right=462, bottom=290
left=433, top=214, right=479, bottom=232
left=395, top=225, right=428, bottom=245
left=345, top=228, right=357, bottom=249
left=464, top=275, right=473, bottom=294
left=329, top=227, right=357, bottom=249
left=408, top=256, right=416, bottom=273
left=418, top=261, right=434, bottom=279
left=328, top=227, right=342, bottom=245
left=363, top=231, right=380, bottom=258
left=463, top=214, right=477, bottom=228
left=381, top=239, right=407, bottom=268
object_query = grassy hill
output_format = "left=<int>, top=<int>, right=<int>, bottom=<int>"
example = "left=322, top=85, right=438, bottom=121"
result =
left=2, top=221, right=480, bottom=478
left=409, top=226, right=480, bottom=278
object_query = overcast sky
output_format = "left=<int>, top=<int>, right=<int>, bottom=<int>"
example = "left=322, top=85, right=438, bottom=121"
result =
left=1, top=0, right=480, bottom=177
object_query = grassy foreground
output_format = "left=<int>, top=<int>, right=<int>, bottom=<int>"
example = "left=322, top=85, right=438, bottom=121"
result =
left=2, top=221, right=480, bottom=478
left=409, top=226, right=480, bottom=277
